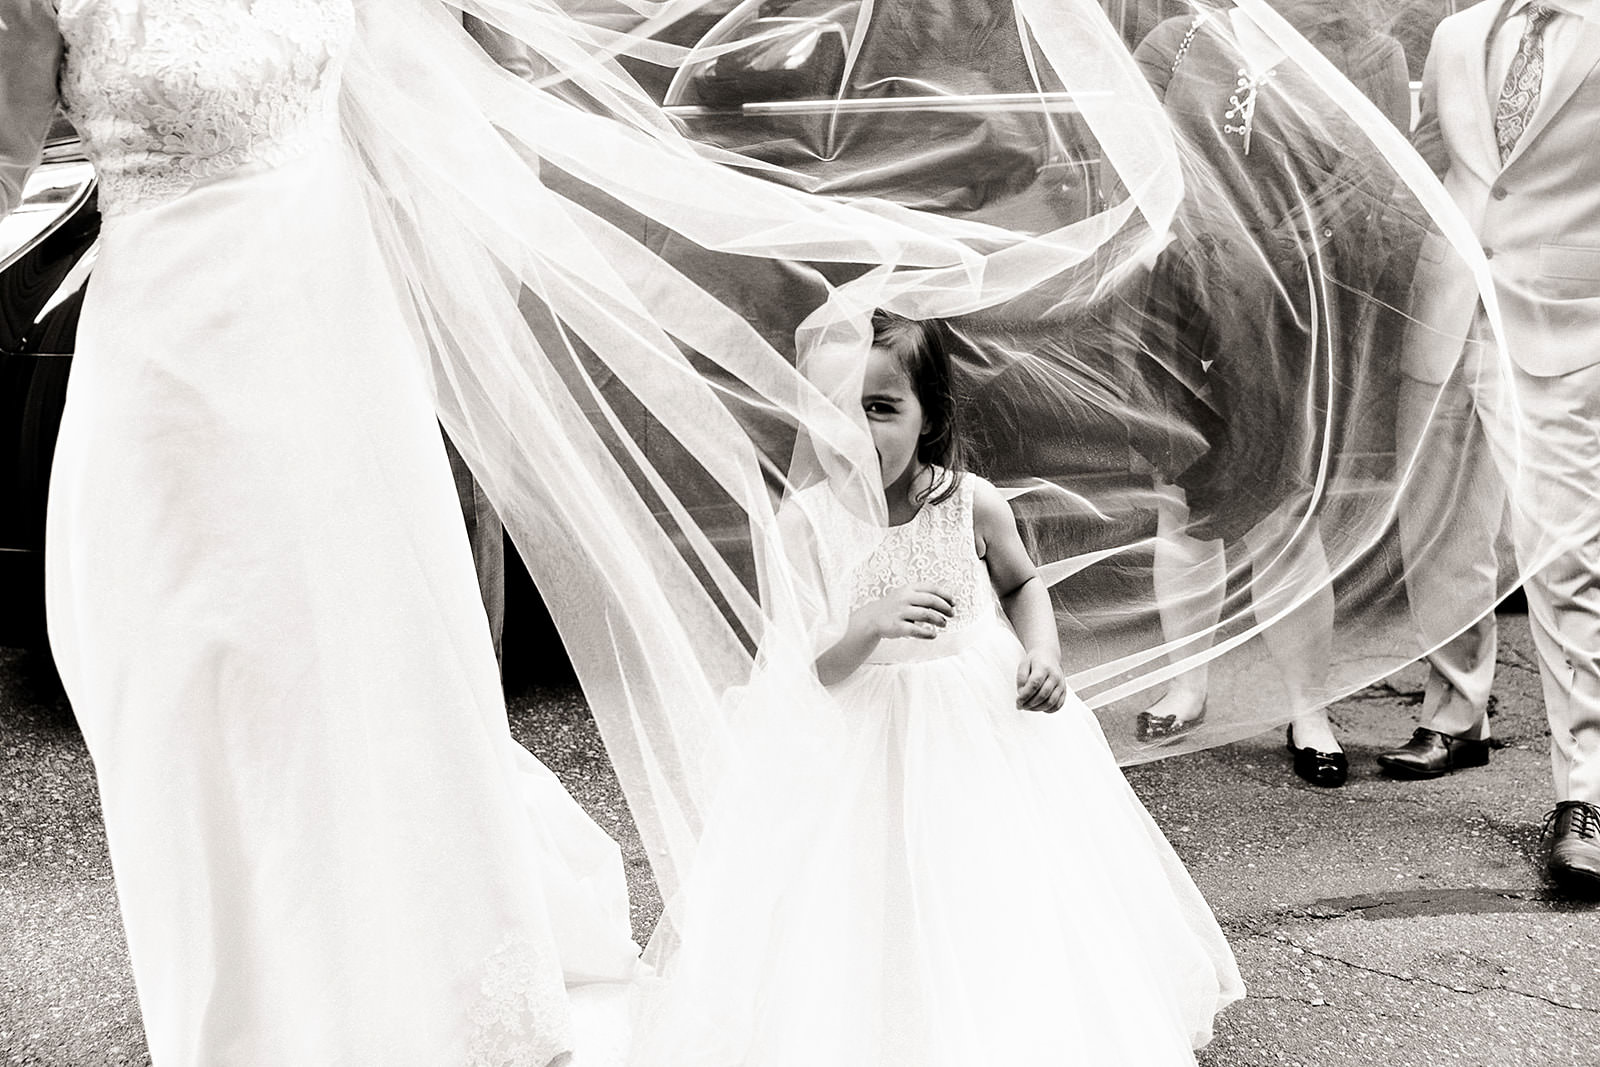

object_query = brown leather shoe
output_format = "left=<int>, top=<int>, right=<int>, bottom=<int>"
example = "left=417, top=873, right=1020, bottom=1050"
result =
left=1376, top=727, right=1490, bottom=779
left=1545, top=801, right=1600, bottom=897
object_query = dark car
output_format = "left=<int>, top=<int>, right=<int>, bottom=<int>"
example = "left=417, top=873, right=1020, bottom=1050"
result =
left=661, top=0, right=1106, bottom=223
left=0, top=123, right=97, bottom=648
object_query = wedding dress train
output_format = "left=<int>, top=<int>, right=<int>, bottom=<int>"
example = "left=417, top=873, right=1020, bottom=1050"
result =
left=2, top=2, right=638, bottom=1062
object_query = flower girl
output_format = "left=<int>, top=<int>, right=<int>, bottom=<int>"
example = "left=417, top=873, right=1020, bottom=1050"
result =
left=636, top=311, right=1244, bottom=1066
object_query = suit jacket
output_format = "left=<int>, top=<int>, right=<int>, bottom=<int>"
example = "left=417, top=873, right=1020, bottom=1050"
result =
left=1404, top=0, right=1600, bottom=381
left=0, top=0, right=64, bottom=217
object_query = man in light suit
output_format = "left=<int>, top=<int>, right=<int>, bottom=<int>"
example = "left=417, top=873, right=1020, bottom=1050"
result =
left=1381, top=0, right=1600, bottom=894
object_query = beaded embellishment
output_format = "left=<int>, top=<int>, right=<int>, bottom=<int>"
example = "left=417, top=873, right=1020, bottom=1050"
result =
left=1223, top=67, right=1275, bottom=154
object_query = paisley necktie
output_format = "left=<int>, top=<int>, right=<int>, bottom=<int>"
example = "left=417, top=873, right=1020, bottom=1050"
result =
left=1494, top=4, right=1557, bottom=163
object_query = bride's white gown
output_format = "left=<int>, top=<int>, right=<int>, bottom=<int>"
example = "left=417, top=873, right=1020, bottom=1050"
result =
left=1, top=1, right=639, bottom=1063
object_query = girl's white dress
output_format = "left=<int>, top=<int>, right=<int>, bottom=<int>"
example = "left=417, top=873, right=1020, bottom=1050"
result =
left=2, top=2, right=639, bottom=1064
left=638, top=475, right=1244, bottom=1066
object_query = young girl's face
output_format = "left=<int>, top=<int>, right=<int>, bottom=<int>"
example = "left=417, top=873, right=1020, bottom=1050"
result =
left=862, top=345, right=928, bottom=496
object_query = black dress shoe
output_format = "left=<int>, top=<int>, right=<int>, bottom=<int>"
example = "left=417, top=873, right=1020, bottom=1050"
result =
left=1136, top=703, right=1207, bottom=743
left=1286, top=725, right=1348, bottom=787
left=1544, top=800, right=1600, bottom=897
left=1376, top=727, right=1491, bottom=779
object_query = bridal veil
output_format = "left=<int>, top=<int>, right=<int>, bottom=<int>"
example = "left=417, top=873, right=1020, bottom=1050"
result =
left=339, top=0, right=1556, bottom=951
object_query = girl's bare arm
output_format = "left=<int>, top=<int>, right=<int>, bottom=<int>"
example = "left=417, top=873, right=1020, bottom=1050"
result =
left=973, top=479, right=1065, bottom=710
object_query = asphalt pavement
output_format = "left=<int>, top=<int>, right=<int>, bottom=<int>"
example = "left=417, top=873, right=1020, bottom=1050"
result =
left=2, top=612, right=1597, bottom=1066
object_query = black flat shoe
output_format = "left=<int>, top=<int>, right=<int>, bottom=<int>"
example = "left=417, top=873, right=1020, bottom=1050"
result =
left=1287, top=725, right=1348, bottom=788
left=1135, top=703, right=1207, bottom=743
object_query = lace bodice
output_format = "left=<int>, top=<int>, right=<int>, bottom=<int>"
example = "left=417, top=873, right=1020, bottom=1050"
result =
left=849, top=474, right=993, bottom=642
left=55, top=0, right=354, bottom=219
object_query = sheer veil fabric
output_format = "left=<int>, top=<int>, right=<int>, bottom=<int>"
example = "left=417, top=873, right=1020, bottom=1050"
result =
left=3, top=0, right=1581, bottom=1060
left=337, top=0, right=1571, bottom=922
left=342, top=0, right=1185, bottom=906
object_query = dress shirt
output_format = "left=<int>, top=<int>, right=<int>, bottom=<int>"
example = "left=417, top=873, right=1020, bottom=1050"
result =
left=1486, top=0, right=1593, bottom=109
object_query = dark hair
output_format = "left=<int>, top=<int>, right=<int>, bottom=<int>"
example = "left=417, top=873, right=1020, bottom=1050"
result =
left=870, top=309, right=966, bottom=505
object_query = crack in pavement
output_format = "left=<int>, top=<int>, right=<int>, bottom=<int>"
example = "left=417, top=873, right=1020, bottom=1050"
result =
left=1241, top=989, right=1423, bottom=1023
left=1301, top=886, right=1562, bottom=920
left=1255, top=930, right=1600, bottom=1016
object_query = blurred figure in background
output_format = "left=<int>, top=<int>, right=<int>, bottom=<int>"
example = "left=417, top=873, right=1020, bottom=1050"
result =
left=1129, top=0, right=1410, bottom=786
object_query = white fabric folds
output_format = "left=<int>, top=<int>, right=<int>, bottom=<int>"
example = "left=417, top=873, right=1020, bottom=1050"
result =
left=334, top=0, right=1555, bottom=910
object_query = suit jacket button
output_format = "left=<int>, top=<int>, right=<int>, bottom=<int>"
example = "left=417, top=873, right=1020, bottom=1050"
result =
left=1491, top=185, right=1508, bottom=200
left=1483, top=247, right=1495, bottom=259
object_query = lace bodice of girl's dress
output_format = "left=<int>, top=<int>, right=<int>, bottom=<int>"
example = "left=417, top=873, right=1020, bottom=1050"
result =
left=848, top=474, right=996, bottom=656
left=54, top=0, right=354, bottom=219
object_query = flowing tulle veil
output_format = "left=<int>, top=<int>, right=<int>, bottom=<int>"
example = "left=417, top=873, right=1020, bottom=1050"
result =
left=336, top=0, right=1565, bottom=963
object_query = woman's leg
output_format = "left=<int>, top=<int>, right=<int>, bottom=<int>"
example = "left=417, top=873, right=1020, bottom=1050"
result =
left=1243, top=505, right=1338, bottom=753
left=1142, top=478, right=1226, bottom=727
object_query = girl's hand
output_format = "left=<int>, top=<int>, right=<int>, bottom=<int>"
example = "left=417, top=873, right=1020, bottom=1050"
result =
left=862, top=584, right=955, bottom=640
left=817, top=584, right=955, bottom=685
left=1016, top=651, right=1066, bottom=712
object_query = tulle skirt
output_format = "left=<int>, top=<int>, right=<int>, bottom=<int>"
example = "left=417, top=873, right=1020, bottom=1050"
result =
left=45, top=139, right=637, bottom=1066
left=636, top=618, right=1244, bottom=1066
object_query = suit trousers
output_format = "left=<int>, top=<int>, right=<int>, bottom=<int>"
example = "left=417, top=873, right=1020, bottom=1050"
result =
left=443, top=430, right=506, bottom=669
left=1399, top=310, right=1600, bottom=804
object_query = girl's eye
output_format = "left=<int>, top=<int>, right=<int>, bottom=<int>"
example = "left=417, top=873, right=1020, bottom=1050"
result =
left=864, top=402, right=894, bottom=416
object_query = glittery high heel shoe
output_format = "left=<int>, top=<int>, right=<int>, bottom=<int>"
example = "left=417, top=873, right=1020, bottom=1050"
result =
left=1135, top=703, right=1207, bottom=743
